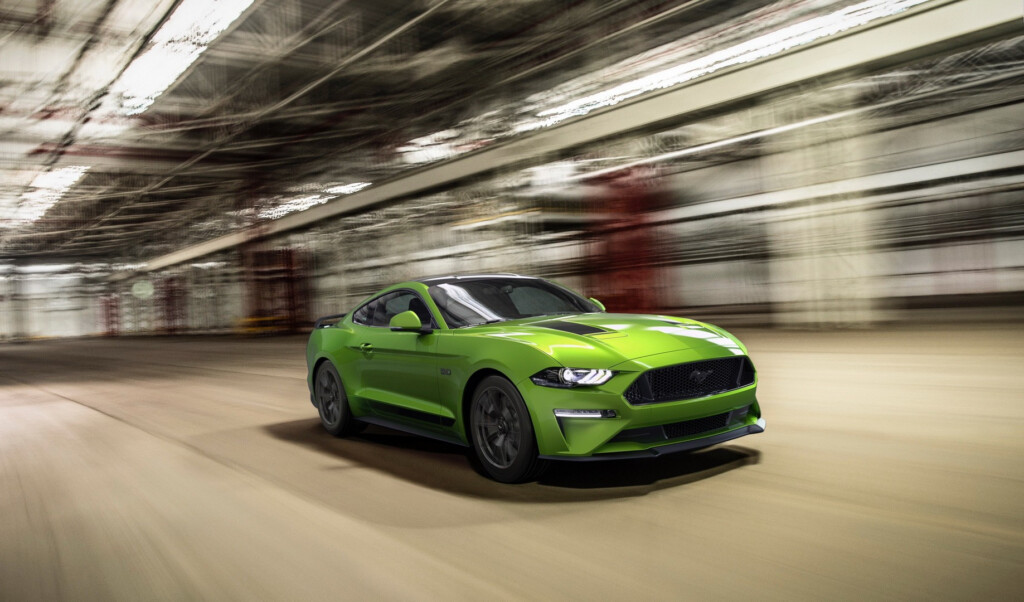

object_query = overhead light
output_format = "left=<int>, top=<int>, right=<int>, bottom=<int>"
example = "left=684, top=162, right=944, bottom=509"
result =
left=17, top=264, right=76, bottom=274
left=28, top=167, right=88, bottom=191
left=399, top=144, right=458, bottom=165
left=259, top=194, right=329, bottom=220
left=109, top=0, right=255, bottom=115
left=409, top=129, right=460, bottom=146
left=518, top=0, right=931, bottom=132
left=257, top=182, right=371, bottom=219
left=8, top=166, right=90, bottom=224
left=324, top=182, right=371, bottom=195
left=8, top=262, right=147, bottom=274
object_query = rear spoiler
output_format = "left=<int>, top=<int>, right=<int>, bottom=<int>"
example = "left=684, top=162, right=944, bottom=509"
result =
left=313, top=313, right=347, bottom=329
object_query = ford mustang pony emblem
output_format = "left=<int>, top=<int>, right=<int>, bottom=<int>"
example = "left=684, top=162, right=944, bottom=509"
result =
left=689, top=368, right=713, bottom=384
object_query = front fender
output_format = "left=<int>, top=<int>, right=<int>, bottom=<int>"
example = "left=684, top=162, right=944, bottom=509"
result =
left=439, top=333, right=562, bottom=445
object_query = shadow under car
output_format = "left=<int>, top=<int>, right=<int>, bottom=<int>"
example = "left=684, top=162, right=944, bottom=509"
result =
left=263, top=419, right=762, bottom=502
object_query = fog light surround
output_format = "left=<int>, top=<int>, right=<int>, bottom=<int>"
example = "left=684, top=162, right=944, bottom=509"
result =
left=553, top=409, right=617, bottom=419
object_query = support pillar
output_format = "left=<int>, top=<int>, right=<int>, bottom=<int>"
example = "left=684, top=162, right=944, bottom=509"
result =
left=765, top=92, right=880, bottom=328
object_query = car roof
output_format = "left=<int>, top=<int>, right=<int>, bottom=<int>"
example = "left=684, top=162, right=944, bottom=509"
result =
left=414, top=273, right=534, bottom=285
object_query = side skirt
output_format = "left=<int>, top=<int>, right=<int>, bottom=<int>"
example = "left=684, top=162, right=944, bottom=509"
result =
left=356, top=415, right=468, bottom=448
left=368, top=400, right=456, bottom=427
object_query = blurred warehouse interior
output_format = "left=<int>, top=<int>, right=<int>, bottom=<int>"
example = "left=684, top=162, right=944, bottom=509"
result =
left=1, top=0, right=1022, bottom=338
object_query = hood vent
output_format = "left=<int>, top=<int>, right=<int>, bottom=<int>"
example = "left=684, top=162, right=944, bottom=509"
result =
left=534, top=320, right=607, bottom=335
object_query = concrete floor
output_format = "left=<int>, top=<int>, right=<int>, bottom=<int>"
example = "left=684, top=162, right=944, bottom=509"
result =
left=0, top=327, right=1021, bottom=600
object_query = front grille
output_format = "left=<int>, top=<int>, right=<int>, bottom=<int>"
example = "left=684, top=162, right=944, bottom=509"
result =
left=624, top=356, right=754, bottom=405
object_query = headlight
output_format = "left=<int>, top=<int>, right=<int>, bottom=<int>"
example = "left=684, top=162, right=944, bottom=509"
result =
left=530, top=367, right=615, bottom=388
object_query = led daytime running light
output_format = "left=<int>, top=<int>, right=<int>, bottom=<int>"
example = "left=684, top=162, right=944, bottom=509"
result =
left=560, top=368, right=613, bottom=385
left=553, top=409, right=617, bottom=418
left=530, top=367, right=616, bottom=388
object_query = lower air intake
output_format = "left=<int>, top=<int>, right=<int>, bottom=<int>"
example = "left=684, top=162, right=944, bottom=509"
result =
left=663, top=411, right=730, bottom=439
left=610, top=407, right=749, bottom=444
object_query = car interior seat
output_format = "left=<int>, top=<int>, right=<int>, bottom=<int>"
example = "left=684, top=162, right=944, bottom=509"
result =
left=407, top=297, right=432, bottom=326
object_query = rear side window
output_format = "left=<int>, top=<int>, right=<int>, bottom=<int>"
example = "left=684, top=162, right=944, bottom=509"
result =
left=352, top=294, right=389, bottom=326
left=370, top=293, right=398, bottom=326
left=352, top=303, right=370, bottom=324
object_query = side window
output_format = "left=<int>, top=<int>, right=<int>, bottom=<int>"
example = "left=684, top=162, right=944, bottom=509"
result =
left=352, top=294, right=388, bottom=326
left=369, top=292, right=397, bottom=327
left=384, top=293, right=413, bottom=318
left=356, top=290, right=435, bottom=328
left=378, top=291, right=434, bottom=327
left=352, top=301, right=372, bottom=325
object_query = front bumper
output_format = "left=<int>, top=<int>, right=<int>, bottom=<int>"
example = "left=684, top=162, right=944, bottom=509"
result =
left=519, top=352, right=763, bottom=458
left=540, top=418, right=765, bottom=461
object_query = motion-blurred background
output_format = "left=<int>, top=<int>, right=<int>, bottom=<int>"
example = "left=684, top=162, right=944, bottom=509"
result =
left=1, top=1, right=1021, bottom=600
left=1, top=0, right=1021, bottom=336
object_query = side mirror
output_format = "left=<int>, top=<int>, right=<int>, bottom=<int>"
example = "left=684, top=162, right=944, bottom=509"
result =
left=389, top=310, right=430, bottom=333
left=589, top=297, right=606, bottom=312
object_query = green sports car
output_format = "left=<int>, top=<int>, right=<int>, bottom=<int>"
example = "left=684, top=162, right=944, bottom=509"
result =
left=306, top=274, right=764, bottom=482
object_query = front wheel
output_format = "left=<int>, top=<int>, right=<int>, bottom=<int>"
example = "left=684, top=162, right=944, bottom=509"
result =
left=469, top=375, right=547, bottom=483
left=315, top=362, right=364, bottom=437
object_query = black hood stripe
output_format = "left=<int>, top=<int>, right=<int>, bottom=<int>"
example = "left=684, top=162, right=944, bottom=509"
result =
left=534, top=320, right=607, bottom=335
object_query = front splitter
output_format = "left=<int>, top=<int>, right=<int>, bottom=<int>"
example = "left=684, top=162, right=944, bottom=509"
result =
left=539, top=418, right=765, bottom=462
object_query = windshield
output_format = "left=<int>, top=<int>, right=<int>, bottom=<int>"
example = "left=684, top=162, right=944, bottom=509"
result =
left=427, top=277, right=599, bottom=328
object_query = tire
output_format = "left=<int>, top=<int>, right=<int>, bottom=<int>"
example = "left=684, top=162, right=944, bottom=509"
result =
left=469, top=375, right=548, bottom=483
left=314, top=362, right=364, bottom=437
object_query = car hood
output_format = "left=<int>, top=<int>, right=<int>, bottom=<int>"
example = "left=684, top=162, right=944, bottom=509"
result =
left=471, top=313, right=745, bottom=369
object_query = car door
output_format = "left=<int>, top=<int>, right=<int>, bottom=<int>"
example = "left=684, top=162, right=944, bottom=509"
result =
left=349, top=290, right=450, bottom=424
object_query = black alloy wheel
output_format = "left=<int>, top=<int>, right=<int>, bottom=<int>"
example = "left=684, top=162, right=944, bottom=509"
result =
left=470, top=375, right=547, bottom=483
left=315, top=362, right=363, bottom=436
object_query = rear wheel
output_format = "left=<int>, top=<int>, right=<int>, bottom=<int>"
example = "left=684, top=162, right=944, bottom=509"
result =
left=315, top=362, right=364, bottom=436
left=469, top=375, right=547, bottom=483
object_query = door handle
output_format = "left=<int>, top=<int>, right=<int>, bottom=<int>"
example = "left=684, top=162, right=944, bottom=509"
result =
left=359, top=343, right=373, bottom=352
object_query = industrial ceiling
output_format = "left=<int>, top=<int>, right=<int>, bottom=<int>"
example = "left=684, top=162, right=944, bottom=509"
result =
left=0, top=0, right=1018, bottom=268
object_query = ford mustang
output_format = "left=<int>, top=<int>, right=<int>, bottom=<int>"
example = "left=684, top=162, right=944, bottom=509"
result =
left=306, top=274, right=764, bottom=482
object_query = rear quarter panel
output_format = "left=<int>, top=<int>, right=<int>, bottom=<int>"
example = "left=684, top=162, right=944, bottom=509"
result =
left=307, top=323, right=369, bottom=414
